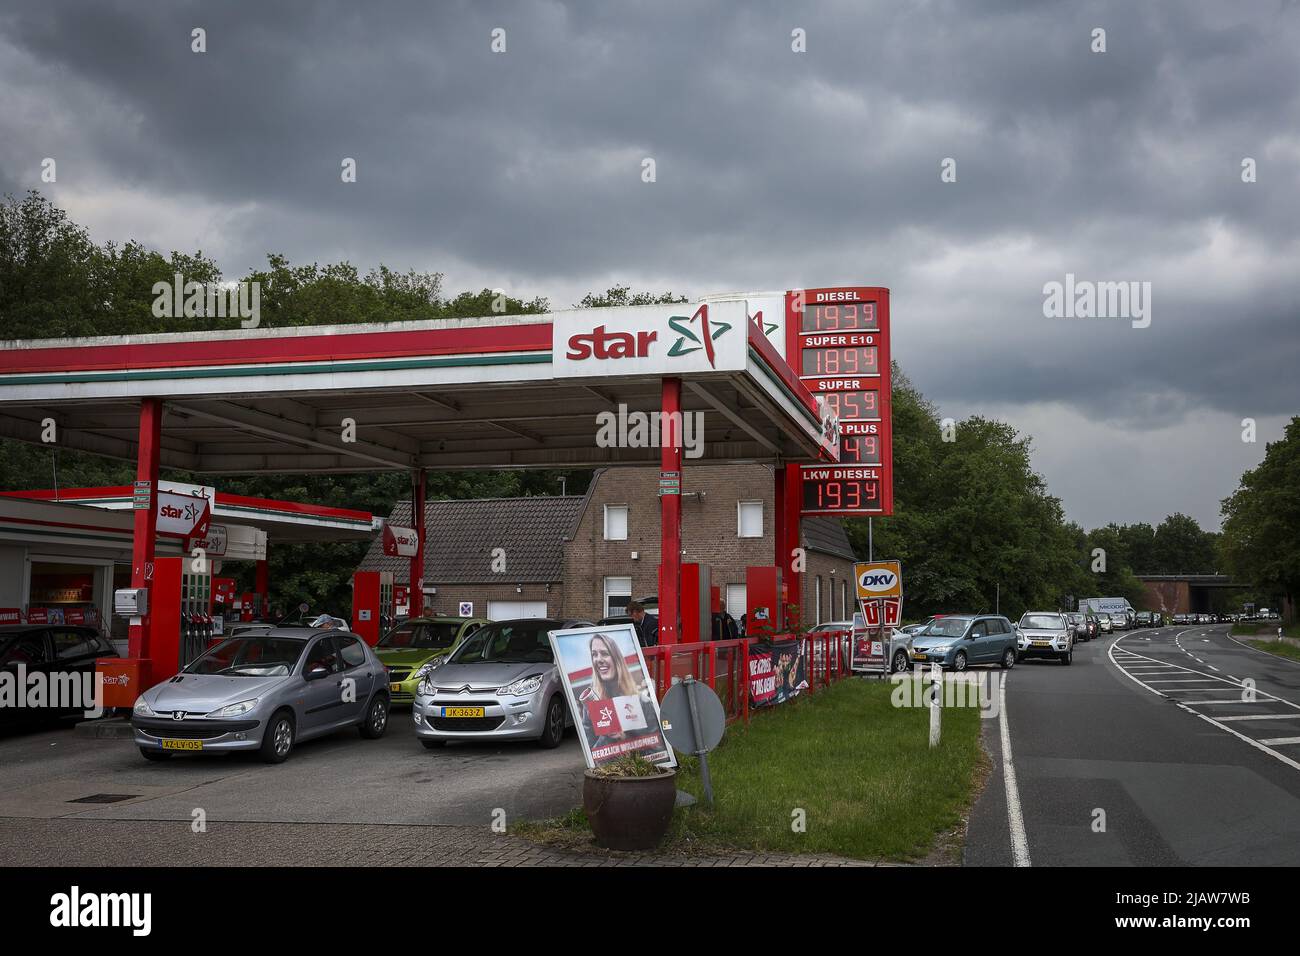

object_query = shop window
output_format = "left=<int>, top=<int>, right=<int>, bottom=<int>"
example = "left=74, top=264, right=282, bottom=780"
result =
left=737, top=501, right=763, bottom=538
left=604, top=505, right=629, bottom=541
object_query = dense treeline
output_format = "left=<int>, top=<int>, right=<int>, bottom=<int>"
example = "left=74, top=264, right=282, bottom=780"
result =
left=0, top=191, right=1261, bottom=619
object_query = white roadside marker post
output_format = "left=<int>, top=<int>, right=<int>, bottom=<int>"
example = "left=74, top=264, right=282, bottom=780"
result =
left=929, top=662, right=942, bottom=748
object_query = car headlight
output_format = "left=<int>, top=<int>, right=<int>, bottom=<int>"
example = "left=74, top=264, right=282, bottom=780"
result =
left=207, top=698, right=258, bottom=718
left=497, top=674, right=544, bottom=697
left=132, top=696, right=155, bottom=717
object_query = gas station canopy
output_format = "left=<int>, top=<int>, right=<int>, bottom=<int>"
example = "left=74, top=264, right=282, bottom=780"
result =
left=0, top=302, right=837, bottom=473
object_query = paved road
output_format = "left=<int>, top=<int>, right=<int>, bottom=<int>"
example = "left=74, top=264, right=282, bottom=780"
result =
left=0, top=708, right=584, bottom=829
left=967, top=624, right=1300, bottom=865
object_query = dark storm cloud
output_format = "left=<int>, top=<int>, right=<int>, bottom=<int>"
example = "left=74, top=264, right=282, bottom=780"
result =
left=1, top=0, right=1297, bottom=527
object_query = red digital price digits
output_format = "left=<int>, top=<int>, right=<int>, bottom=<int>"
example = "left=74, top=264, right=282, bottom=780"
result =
left=820, top=390, right=878, bottom=421
left=802, top=478, right=881, bottom=512
left=799, top=302, right=878, bottom=333
left=800, top=346, right=878, bottom=377
left=840, top=435, right=881, bottom=465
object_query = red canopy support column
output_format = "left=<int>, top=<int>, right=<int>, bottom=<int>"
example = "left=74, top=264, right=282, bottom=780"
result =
left=658, top=377, right=682, bottom=645
left=128, top=398, right=163, bottom=660
left=776, top=463, right=803, bottom=631
left=409, top=469, right=426, bottom=617
left=255, top=557, right=270, bottom=617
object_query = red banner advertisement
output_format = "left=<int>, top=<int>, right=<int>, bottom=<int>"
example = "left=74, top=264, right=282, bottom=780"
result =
left=0, top=608, right=20, bottom=625
left=748, top=639, right=808, bottom=707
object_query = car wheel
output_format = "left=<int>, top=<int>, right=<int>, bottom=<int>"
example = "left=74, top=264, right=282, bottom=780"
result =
left=952, top=651, right=968, bottom=672
left=537, top=695, right=565, bottom=749
left=139, top=747, right=171, bottom=762
left=1000, top=647, right=1016, bottom=669
left=359, top=694, right=389, bottom=739
left=420, top=738, right=446, bottom=750
left=892, top=649, right=909, bottom=674
left=260, top=710, right=295, bottom=764
left=1060, top=649, right=1073, bottom=666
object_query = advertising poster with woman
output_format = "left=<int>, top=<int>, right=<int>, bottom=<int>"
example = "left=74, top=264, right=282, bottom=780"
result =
left=547, top=624, right=676, bottom=770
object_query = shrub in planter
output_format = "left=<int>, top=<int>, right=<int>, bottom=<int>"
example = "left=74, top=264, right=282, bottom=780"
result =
left=582, top=753, right=677, bottom=851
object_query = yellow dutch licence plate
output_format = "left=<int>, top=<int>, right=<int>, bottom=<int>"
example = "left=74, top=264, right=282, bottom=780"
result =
left=1033, top=641, right=1052, bottom=647
left=161, top=739, right=202, bottom=751
left=441, top=706, right=485, bottom=718
left=390, top=682, right=402, bottom=692
left=911, top=652, right=928, bottom=660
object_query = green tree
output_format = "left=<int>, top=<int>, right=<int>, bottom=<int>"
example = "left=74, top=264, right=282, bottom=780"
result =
left=577, top=285, right=688, bottom=308
left=1151, top=513, right=1218, bottom=574
left=1221, top=417, right=1300, bottom=622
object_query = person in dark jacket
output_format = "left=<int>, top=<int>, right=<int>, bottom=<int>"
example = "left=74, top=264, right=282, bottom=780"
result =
left=627, top=601, right=658, bottom=648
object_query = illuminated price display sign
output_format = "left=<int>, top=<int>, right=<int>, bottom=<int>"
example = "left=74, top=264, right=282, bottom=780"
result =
left=788, top=287, right=893, bottom=516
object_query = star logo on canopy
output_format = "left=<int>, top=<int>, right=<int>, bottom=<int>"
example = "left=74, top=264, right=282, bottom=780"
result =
left=667, top=304, right=731, bottom=368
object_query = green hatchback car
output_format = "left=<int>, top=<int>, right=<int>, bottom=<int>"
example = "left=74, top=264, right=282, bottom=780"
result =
left=376, top=617, right=488, bottom=704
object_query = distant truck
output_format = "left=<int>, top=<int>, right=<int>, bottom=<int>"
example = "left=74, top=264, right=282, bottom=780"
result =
left=1078, top=597, right=1134, bottom=617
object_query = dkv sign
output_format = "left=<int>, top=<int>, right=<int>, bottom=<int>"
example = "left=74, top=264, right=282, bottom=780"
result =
left=855, top=561, right=902, bottom=599
left=552, top=301, right=747, bottom=379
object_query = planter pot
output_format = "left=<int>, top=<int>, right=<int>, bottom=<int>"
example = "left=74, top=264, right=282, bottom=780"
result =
left=582, top=768, right=677, bottom=851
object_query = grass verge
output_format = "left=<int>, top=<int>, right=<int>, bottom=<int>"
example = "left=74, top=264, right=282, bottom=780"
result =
left=515, top=675, right=985, bottom=862
left=1232, top=622, right=1298, bottom=639
left=1247, top=640, right=1300, bottom=663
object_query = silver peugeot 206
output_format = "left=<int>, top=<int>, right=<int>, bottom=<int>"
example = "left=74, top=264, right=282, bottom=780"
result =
left=131, top=627, right=390, bottom=763
left=412, top=617, right=591, bottom=750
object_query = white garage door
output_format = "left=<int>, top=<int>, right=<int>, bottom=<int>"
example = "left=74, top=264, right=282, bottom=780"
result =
left=486, top=600, right=549, bottom=621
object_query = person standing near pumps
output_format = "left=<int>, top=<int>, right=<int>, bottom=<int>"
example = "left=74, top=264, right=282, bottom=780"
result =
left=627, top=600, right=658, bottom=648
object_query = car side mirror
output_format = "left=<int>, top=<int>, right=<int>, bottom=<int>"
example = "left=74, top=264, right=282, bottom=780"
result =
left=304, top=663, right=330, bottom=681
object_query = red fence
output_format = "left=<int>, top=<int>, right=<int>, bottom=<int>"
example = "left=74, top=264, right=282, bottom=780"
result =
left=643, top=630, right=853, bottom=725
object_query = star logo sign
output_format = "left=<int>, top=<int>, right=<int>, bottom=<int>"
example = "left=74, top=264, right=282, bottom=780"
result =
left=751, top=309, right=778, bottom=339
left=667, top=304, right=731, bottom=368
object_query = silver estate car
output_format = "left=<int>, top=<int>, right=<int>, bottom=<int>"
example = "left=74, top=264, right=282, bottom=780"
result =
left=412, top=618, right=591, bottom=750
left=811, top=620, right=913, bottom=674
left=1016, top=612, right=1074, bottom=665
left=131, top=628, right=390, bottom=763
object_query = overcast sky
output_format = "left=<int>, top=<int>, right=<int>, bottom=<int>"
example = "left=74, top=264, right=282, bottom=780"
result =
left=2, top=0, right=1297, bottom=531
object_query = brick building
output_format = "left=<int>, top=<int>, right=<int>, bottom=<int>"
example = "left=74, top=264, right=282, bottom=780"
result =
left=357, top=463, right=858, bottom=626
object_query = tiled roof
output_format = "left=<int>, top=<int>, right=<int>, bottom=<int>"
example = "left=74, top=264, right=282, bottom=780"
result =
left=358, top=496, right=586, bottom=583
left=801, top=516, right=857, bottom=561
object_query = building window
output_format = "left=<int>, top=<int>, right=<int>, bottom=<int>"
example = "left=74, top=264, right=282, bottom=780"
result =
left=814, top=575, right=823, bottom=625
left=604, top=504, right=628, bottom=541
left=604, top=577, right=632, bottom=618
left=737, top=501, right=763, bottom=538
left=840, top=580, right=849, bottom=620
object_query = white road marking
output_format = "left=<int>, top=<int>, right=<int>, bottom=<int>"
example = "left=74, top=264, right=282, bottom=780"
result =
left=1259, top=737, right=1300, bottom=746
left=1109, top=632, right=1300, bottom=773
left=1179, top=700, right=1259, bottom=705
left=998, top=676, right=1030, bottom=867
left=1217, top=714, right=1300, bottom=722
